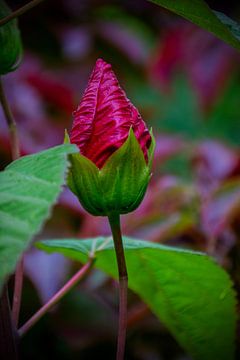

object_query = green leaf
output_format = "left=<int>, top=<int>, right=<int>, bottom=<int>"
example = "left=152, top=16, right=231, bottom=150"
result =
left=148, top=0, right=240, bottom=50
left=37, top=237, right=236, bottom=360
left=0, top=0, right=23, bottom=74
left=214, top=11, right=240, bottom=41
left=0, top=144, right=78, bottom=293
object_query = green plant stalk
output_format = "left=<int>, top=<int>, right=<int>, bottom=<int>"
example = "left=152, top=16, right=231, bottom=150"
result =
left=0, top=77, right=19, bottom=160
left=108, top=213, right=128, bottom=360
left=0, top=77, right=23, bottom=328
left=0, top=0, right=45, bottom=27
left=0, top=76, right=21, bottom=358
left=18, top=257, right=94, bottom=337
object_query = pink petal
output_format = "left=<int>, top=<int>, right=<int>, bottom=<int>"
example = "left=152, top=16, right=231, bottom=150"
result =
left=70, top=59, right=151, bottom=168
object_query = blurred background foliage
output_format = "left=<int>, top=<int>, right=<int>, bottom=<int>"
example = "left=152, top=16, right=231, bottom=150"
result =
left=1, top=0, right=240, bottom=359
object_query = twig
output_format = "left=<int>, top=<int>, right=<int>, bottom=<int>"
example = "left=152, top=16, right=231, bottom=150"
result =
left=108, top=214, right=128, bottom=360
left=12, top=258, right=24, bottom=327
left=18, top=257, right=95, bottom=337
left=0, top=77, right=21, bottom=356
left=0, top=77, right=20, bottom=160
left=0, top=77, right=24, bottom=327
left=0, top=0, right=45, bottom=27
left=0, top=285, right=19, bottom=359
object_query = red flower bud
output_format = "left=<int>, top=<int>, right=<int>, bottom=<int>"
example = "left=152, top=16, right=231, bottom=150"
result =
left=70, top=58, right=151, bottom=168
left=66, top=59, right=155, bottom=216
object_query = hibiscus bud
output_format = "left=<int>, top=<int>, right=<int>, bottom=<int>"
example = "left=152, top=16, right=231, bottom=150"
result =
left=66, top=59, right=155, bottom=216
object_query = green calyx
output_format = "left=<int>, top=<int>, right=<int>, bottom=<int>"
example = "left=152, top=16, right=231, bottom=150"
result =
left=0, top=1, right=23, bottom=75
left=65, top=128, right=155, bottom=216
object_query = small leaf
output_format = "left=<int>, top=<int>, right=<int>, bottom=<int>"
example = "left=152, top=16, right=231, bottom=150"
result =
left=0, top=144, right=78, bottom=293
left=149, top=0, right=240, bottom=50
left=0, top=0, right=23, bottom=74
left=37, top=236, right=236, bottom=360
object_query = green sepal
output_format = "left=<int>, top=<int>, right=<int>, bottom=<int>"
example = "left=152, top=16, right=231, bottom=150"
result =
left=148, top=128, right=156, bottom=169
left=64, top=130, right=102, bottom=215
left=64, top=130, right=78, bottom=196
left=0, top=1, right=23, bottom=75
left=99, top=128, right=151, bottom=214
left=65, top=128, right=154, bottom=216
left=69, top=154, right=104, bottom=215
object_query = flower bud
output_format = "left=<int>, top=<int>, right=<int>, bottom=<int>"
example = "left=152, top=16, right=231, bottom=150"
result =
left=66, top=59, right=155, bottom=216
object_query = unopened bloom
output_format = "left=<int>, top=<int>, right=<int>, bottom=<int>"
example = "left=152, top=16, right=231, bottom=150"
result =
left=66, top=58, right=155, bottom=216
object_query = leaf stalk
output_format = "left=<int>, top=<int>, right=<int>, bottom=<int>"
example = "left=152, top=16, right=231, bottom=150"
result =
left=0, top=76, right=21, bottom=358
left=0, top=0, right=45, bottom=27
left=0, top=77, right=20, bottom=160
left=18, top=257, right=94, bottom=337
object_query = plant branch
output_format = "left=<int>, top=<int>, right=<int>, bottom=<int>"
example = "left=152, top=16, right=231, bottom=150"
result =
left=0, top=285, right=19, bottom=359
left=18, top=257, right=95, bottom=337
left=0, top=0, right=45, bottom=27
left=0, top=77, right=20, bottom=160
left=12, top=258, right=24, bottom=327
left=0, top=77, right=21, bottom=357
left=0, top=77, right=24, bottom=327
left=108, top=213, right=128, bottom=360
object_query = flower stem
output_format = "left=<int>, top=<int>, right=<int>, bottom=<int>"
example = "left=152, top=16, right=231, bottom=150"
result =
left=0, top=0, right=45, bottom=27
left=108, top=213, right=128, bottom=360
left=18, top=257, right=95, bottom=337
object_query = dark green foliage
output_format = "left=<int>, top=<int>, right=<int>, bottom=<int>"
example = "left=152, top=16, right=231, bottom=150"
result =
left=0, top=0, right=22, bottom=74
left=149, top=0, right=240, bottom=50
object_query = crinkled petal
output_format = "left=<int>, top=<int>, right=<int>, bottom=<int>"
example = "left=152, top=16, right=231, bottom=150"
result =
left=70, top=58, right=151, bottom=168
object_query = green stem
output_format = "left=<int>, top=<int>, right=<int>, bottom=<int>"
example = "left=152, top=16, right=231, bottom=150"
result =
left=0, top=0, right=45, bottom=27
left=18, top=257, right=94, bottom=337
left=108, top=213, right=128, bottom=360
